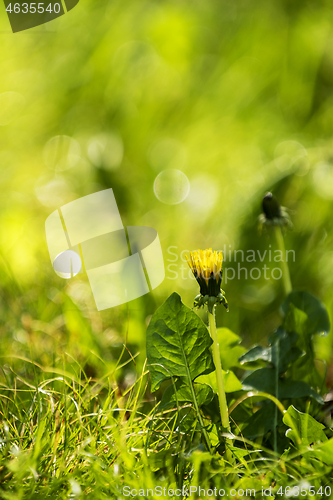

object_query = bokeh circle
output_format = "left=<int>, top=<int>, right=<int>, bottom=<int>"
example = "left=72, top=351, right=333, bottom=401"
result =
left=153, top=169, right=190, bottom=205
left=53, top=250, right=82, bottom=279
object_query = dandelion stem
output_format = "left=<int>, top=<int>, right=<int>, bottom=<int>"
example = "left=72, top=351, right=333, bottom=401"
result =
left=274, top=226, right=292, bottom=296
left=208, top=310, right=230, bottom=432
left=208, top=309, right=234, bottom=465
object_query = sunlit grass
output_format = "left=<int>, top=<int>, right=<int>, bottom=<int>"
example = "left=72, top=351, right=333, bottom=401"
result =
left=1, top=0, right=333, bottom=497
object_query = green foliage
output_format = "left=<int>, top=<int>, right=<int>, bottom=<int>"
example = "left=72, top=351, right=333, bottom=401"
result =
left=240, top=291, right=329, bottom=409
left=145, top=286, right=331, bottom=469
left=159, top=381, right=214, bottom=410
left=146, top=292, right=214, bottom=392
left=283, top=405, right=327, bottom=447
left=216, top=328, right=247, bottom=370
left=281, top=291, right=330, bottom=337
left=2, top=0, right=333, bottom=495
left=233, top=289, right=331, bottom=455
left=242, top=368, right=324, bottom=403
left=1, top=289, right=332, bottom=496
left=310, top=438, right=333, bottom=466
left=241, top=402, right=279, bottom=440
left=281, top=292, right=330, bottom=391
left=240, top=327, right=302, bottom=373
left=197, top=369, right=242, bottom=393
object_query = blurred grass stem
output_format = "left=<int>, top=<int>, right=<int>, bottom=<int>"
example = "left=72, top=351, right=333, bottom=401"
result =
left=273, top=226, right=292, bottom=456
left=274, top=226, right=292, bottom=296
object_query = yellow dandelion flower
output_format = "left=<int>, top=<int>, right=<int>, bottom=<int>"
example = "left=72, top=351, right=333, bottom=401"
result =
left=186, top=248, right=228, bottom=312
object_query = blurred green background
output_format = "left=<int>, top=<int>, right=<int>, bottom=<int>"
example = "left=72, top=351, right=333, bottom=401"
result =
left=1, top=0, right=333, bottom=388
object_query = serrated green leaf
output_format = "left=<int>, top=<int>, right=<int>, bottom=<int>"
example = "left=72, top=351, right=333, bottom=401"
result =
left=283, top=303, right=309, bottom=337
left=241, top=402, right=279, bottom=439
left=283, top=405, right=327, bottom=447
left=239, top=345, right=272, bottom=364
left=207, top=424, right=220, bottom=447
left=281, top=291, right=330, bottom=337
left=242, top=368, right=324, bottom=404
left=282, top=302, right=325, bottom=390
left=269, top=328, right=303, bottom=373
left=146, top=292, right=214, bottom=392
left=309, top=437, right=333, bottom=465
left=240, top=328, right=303, bottom=374
left=159, top=381, right=214, bottom=410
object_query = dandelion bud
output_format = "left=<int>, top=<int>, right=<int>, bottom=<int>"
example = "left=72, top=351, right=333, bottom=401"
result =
left=258, top=192, right=293, bottom=231
left=186, top=249, right=229, bottom=311
left=262, top=192, right=282, bottom=220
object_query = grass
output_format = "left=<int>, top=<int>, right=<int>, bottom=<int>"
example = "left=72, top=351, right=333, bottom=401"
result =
left=0, top=351, right=151, bottom=499
left=1, top=294, right=333, bottom=499
left=1, top=363, right=332, bottom=499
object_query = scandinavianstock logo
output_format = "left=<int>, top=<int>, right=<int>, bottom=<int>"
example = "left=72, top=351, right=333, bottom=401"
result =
left=45, top=189, right=165, bottom=310
left=3, top=0, right=79, bottom=33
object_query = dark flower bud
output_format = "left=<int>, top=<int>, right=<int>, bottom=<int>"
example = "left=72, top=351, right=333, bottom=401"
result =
left=262, top=192, right=282, bottom=220
left=258, top=192, right=293, bottom=231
